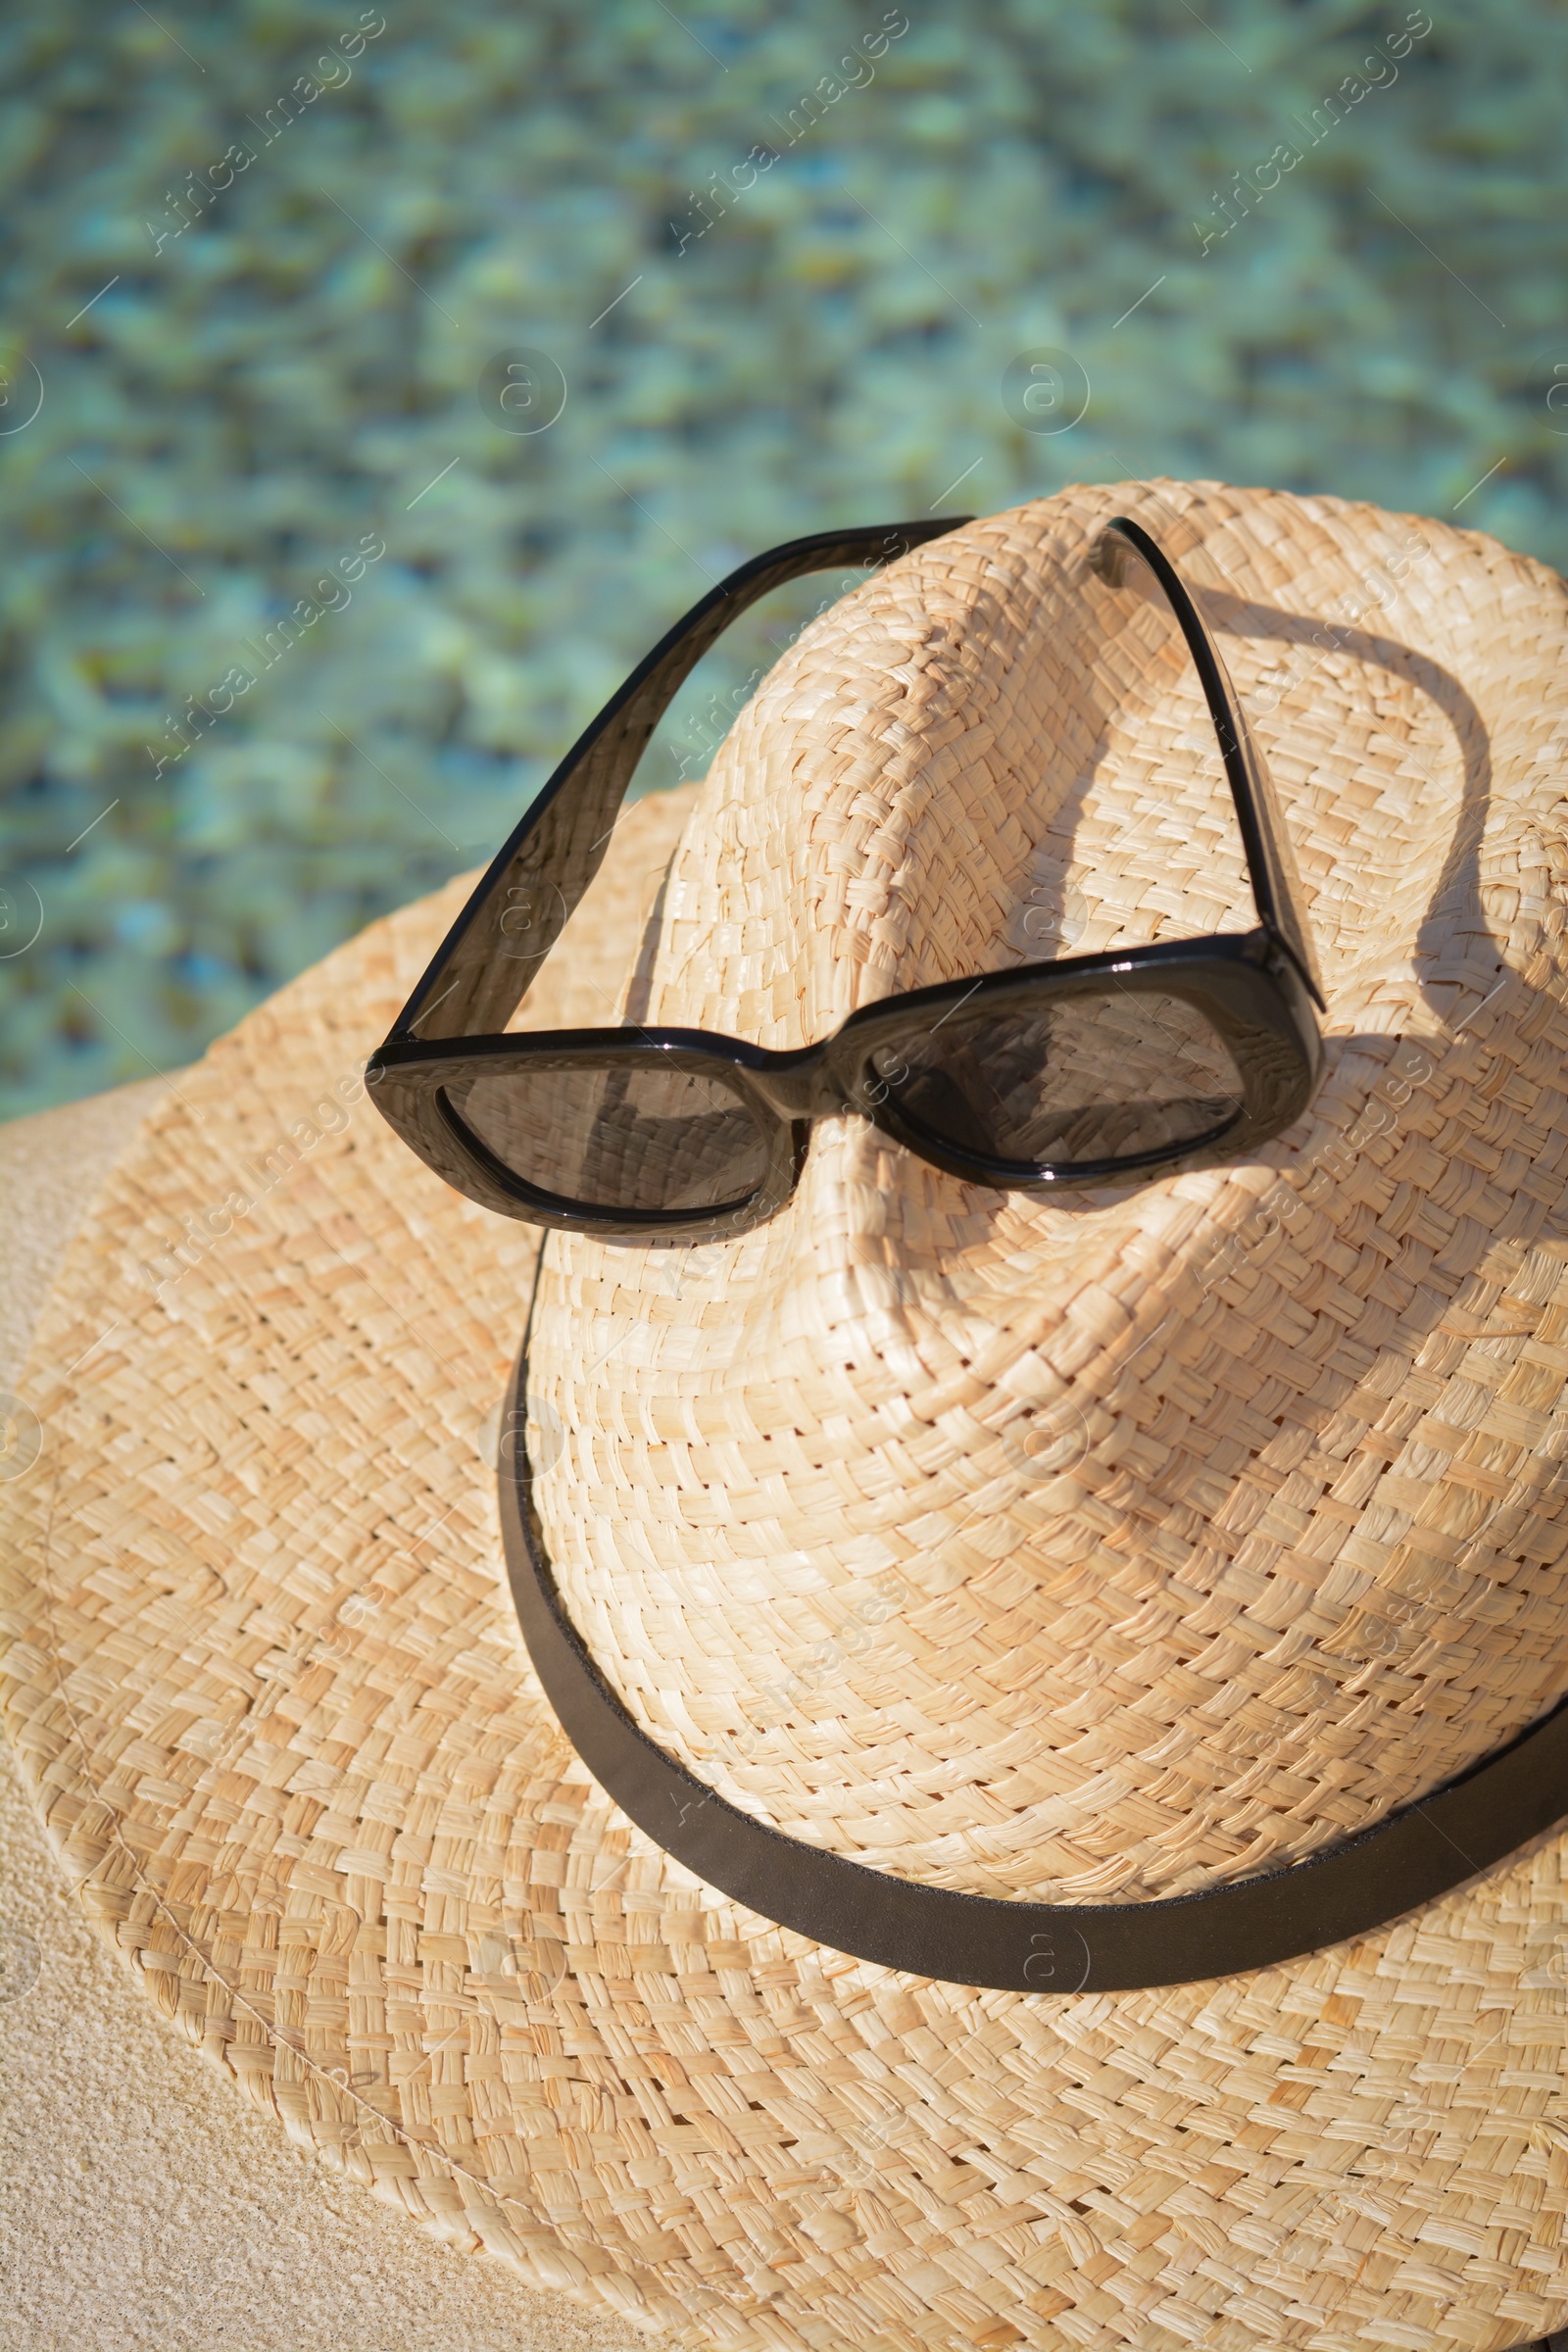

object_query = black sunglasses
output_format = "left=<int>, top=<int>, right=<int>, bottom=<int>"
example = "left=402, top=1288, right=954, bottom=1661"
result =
left=368, top=514, right=1326, bottom=1239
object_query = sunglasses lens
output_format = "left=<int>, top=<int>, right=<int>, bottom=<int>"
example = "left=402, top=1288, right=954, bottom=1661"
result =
left=872, top=988, right=1245, bottom=1170
left=445, top=1062, right=771, bottom=1216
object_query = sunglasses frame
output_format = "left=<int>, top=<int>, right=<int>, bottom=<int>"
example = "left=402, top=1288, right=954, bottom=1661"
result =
left=369, top=514, right=1326, bottom=1239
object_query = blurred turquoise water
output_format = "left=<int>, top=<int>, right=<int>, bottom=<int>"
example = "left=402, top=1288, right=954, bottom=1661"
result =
left=1, top=0, right=1564, bottom=1114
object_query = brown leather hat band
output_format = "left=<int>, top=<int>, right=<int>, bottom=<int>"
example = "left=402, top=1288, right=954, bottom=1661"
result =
left=500, top=1342, right=1568, bottom=1995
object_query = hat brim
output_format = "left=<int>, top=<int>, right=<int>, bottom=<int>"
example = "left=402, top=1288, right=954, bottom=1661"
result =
left=5, top=662, right=1568, bottom=2352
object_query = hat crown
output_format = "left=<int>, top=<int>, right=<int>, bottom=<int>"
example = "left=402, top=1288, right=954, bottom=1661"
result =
left=528, top=483, right=1568, bottom=1904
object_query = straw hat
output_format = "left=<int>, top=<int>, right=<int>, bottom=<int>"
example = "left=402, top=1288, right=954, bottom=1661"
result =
left=6, top=478, right=1568, bottom=2352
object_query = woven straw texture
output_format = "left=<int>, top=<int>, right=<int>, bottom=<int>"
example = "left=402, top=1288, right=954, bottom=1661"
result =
left=533, top=480, right=1568, bottom=1906
left=5, top=482, right=1568, bottom=2352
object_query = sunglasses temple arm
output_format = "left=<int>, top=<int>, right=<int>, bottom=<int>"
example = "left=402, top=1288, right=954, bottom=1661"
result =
left=389, top=516, right=972, bottom=1044
left=1097, top=516, right=1326, bottom=1009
